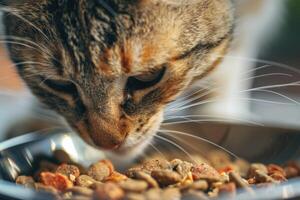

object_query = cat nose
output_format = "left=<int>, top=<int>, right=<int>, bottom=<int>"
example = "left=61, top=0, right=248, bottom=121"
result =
left=91, top=131, right=125, bottom=150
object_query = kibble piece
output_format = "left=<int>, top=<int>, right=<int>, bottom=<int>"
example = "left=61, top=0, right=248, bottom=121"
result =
left=88, top=161, right=111, bottom=182
left=174, top=161, right=193, bottom=179
left=35, top=183, right=58, bottom=194
left=65, top=186, right=93, bottom=197
left=151, top=170, right=182, bottom=187
left=267, top=164, right=286, bottom=176
left=248, top=164, right=268, bottom=178
left=284, top=166, right=299, bottom=178
left=170, top=159, right=183, bottom=169
left=119, top=179, right=148, bottom=192
left=141, top=159, right=171, bottom=173
left=89, top=182, right=104, bottom=190
left=56, top=164, right=80, bottom=182
left=182, top=190, right=209, bottom=200
left=254, top=170, right=278, bottom=184
left=105, top=171, right=128, bottom=183
left=161, top=188, right=181, bottom=200
left=125, top=193, right=146, bottom=200
left=130, top=171, right=159, bottom=188
left=76, top=175, right=97, bottom=188
left=219, top=182, right=236, bottom=196
left=145, top=188, right=162, bottom=200
left=270, top=172, right=287, bottom=182
left=93, top=182, right=124, bottom=200
left=191, top=163, right=221, bottom=182
left=16, top=176, right=35, bottom=188
left=40, top=172, right=73, bottom=191
left=190, top=180, right=209, bottom=191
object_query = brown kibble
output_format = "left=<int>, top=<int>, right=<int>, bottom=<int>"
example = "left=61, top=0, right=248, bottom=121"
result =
left=16, top=176, right=35, bottom=188
left=191, top=163, right=221, bottom=182
left=267, top=164, right=286, bottom=177
left=161, top=188, right=181, bottom=200
left=248, top=163, right=268, bottom=178
left=219, top=183, right=236, bottom=196
left=190, top=180, right=209, bottom=191
left=76, top=175, right=97, bottom=188
left=284, top=166, right=299, bottom=178
left=145, top=188, right=162, bottom=200
left=182, top=190, right=209, bottom=200
left=65, top=186, right=93, bottom=197
left=130, top=171, right=159, bottom=188
left=100, top=160, right=115, bottom=173
left=141, top=159, right=171, bottom=173
left=229, top=171, right=249, bottom=188
left=93, top=182, right=124, bottom=200
left=151, top=170, right=182, bottom=187
left=88, top=161, right=111, bottom=182
left=270, top=172, right=287, bottom=182
left=56, top=164, right=80, bottom=182
left=40, top=172, right=73, bottom=191
left=254, top=170, right=278, bottom=184
left=35, top=183, right=58, bottom=194
left=105, top=171, right=128, bottom=183
left=119, top=179, right=148, bottom=192
left=125, top=193, right=146, bottom=200
left=174, top=161, right=193, bottom=179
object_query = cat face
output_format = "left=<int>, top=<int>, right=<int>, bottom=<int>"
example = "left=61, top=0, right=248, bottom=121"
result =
left=2, top=0, right=233, bottom=155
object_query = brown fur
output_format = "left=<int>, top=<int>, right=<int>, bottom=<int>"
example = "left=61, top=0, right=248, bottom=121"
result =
left=1, top=0, right=234, bottom=152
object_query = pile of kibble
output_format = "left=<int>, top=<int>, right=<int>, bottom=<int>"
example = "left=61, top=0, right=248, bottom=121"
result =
left=15, top=151, right=300, bottom=200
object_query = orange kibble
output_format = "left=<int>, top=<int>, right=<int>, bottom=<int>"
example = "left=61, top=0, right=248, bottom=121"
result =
left=40, top=172, right=73, bottom=191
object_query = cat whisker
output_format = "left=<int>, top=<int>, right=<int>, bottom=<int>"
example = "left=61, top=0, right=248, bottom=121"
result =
left=162, top=117, right=263, bottom=126
left=243, top=89, right=300, bottom=105
left=148, top=141, right=167, bottom=160
left=0, top=36, right=53, bottom=57
left=0, top=7, right=50, bottom=42
left=159, top=129, right=239, bottom=160
left=241, top=81, right=300, bottom=93
left=153, top=134, right=196, bottom=163
left=241, top=73, right=293, bottom=82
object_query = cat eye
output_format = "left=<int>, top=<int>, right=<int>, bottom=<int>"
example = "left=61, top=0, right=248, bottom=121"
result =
left=43, top=79, right=79, bottom=96
left=126, top=67, right=166, bottom=91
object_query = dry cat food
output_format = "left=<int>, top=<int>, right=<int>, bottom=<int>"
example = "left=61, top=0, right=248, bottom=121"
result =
left=15, top=151, right=300, bottom=200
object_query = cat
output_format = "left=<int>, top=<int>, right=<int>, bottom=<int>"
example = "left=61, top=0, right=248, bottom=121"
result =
left=0, top=0, right=283, bottom=158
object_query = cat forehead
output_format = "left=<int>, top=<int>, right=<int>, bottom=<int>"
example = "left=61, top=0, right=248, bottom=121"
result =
left=94, top=28, right=182, bottom=76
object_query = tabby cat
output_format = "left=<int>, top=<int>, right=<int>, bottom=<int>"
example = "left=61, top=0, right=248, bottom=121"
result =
left=0, top=0, right=282, bottom=157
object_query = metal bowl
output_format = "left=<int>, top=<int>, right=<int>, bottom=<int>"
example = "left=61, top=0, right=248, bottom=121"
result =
left=0, top=123, right=299, bottom=200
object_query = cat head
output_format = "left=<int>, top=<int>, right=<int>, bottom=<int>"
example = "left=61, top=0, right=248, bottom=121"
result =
left=1, top=0, right=234, bottom=156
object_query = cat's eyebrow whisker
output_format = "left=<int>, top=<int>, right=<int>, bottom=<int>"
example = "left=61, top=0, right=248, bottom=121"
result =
left=153, top=134, right=196, bottom=163
left=0, top=6, right=50, bottom=42
left=158, top=129, right=239, bottom=160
